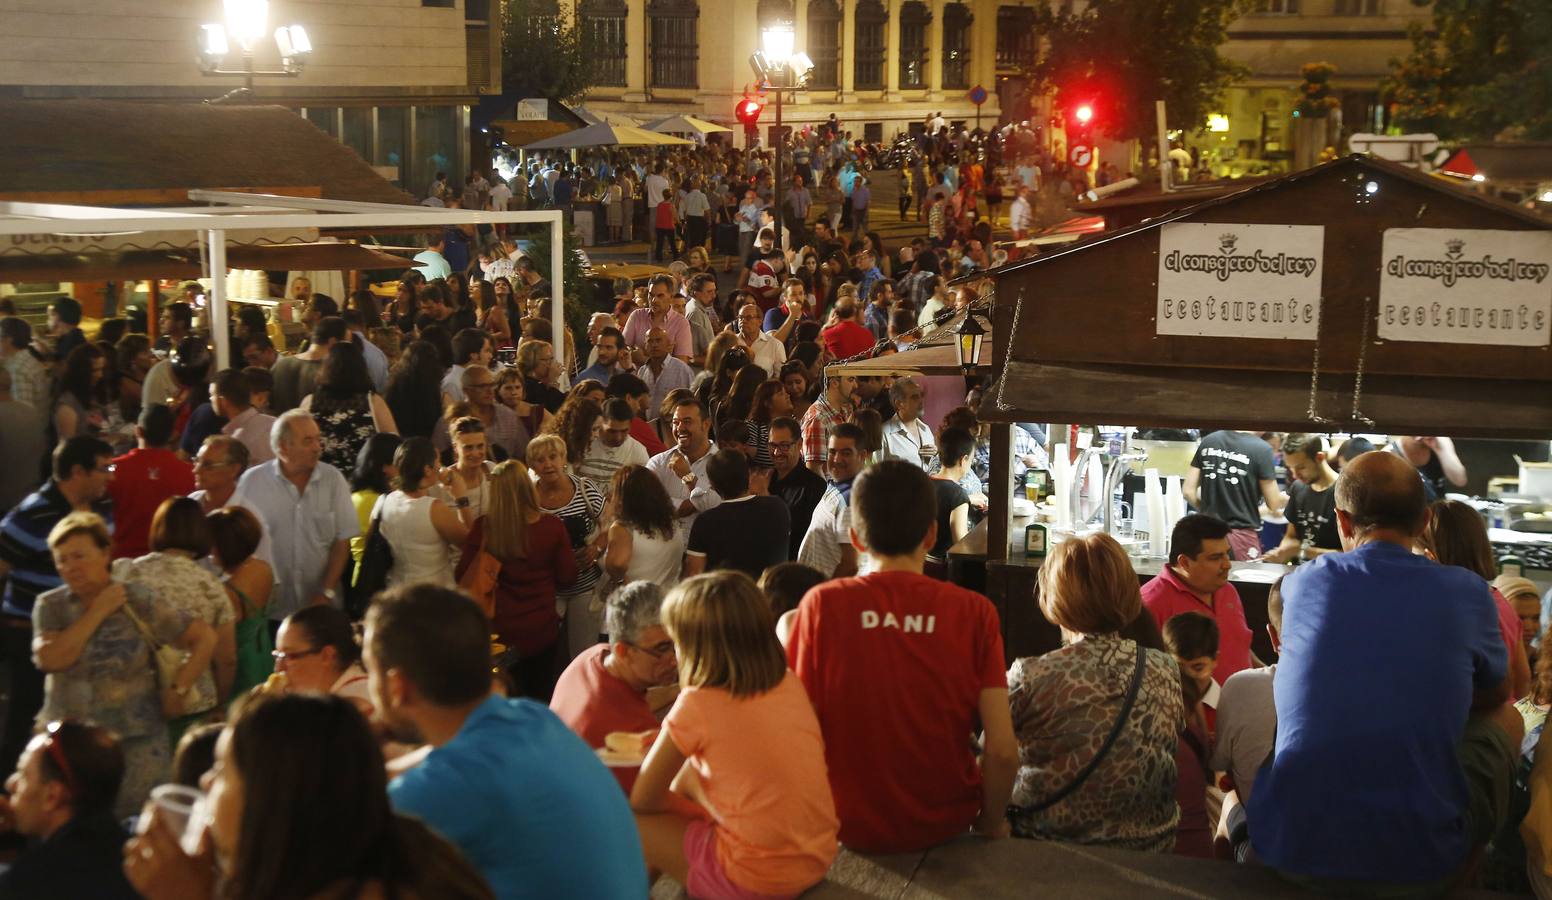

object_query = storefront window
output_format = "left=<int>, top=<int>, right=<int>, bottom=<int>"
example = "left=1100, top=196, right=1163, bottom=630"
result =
left=341, top=108, right=372, bottom=161
left=806, top=0, right=841, bottom=89
left=376, top=107, right=407, bottom=185
left=413, top=105, right=460, bottom=200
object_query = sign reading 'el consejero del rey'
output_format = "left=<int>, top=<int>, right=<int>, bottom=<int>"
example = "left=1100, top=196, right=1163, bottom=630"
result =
left=1155, top=223, right=1325, bottom=340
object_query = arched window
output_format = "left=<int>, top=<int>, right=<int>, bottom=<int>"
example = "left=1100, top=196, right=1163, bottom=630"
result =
left=854, top=0, right=887, bottom=90
left=941, top=3, right=972, bottom=89
left=806, top=0, right=841, bottom=89
left=996, top=5, right=1037, bottom=72
left=898, top=1, right=931, bottom=89
left=580, top=0, right=628, bottom=86
left=649, top=0, right=699, bottom=89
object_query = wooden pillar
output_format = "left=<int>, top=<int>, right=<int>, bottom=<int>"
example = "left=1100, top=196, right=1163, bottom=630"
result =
left=145, top=280, right=158, bottom=340
left=988, top=423, right=1010, bottom=562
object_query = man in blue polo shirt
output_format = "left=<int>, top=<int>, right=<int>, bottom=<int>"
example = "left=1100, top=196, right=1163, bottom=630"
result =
left=366, top=584, right=645, bottom=900
left=0, top=436, right=115, bottom=779
left=1249, top=450, right=1519, bottom=893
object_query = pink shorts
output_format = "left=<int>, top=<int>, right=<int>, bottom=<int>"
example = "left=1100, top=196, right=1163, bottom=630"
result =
left=1227, top=527, right=1264, bottom=561
left=683, top=818, right=800, bottom=900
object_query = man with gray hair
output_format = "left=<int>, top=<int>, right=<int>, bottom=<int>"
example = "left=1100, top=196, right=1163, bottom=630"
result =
left=880, top=376, right=935, bottom=468
left=237, top=410, right=358, bottom=629
left=550, top=581, right=678, bottom=791
left=190, top=434, right=273, bottom=568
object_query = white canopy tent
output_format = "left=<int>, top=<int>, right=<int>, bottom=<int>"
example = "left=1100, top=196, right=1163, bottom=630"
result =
left=642, top=115, right=733, bottom=137
left=0, top=194, right=567, bottom=370
left=573, top=106, right=642, bottom=128
left=522, top=123, right=693, bottom=151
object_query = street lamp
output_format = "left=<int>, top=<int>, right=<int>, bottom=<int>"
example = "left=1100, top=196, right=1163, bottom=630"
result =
left=198, top=0, right=312, bottom=99
left=754, top=20, right=813, bottom=255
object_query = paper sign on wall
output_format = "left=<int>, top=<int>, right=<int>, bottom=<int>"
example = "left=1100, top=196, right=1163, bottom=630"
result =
left=1377, top=228, right=1552, bottom=347
left=1156, top=223, right=1324, bottom=340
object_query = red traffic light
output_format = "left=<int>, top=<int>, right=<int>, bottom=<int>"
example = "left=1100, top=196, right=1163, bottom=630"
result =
left=735, top=96, right=764, bottom=125
left=1073, top=104, right=1094, bottom=125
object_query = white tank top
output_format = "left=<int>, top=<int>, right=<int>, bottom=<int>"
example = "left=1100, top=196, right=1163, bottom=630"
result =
left=625, top=524, right=685, bottom=588
left=376, top=492, right=455, bottom=588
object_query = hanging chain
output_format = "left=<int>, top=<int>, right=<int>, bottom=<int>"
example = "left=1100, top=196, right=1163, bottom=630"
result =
left=994, top=285, right=1024, bottom=411
left=1350, top=294, right=1376, bottom=428
left=1305, top=339, right=1334, bottom=424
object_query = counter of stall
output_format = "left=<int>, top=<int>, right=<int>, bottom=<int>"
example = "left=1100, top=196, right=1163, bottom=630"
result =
left=949, top=514, right=1286, bottom=667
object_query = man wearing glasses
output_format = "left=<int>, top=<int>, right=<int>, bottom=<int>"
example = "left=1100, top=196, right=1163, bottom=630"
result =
left=551, top=582, right=679, bottom=792
left=734, top=300, right=791, bottom=377
left=798, top=424, right=866, bottom=578
left=767, top=417, right=826, bottom=562
left=189, top=436, right=273, bottom=569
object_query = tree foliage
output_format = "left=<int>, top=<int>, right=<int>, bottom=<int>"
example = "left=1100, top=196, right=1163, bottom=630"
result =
left=501, top=0, right=599, bottom=104
left=1384, top=0, right=1552, bottom=140
left=1026, top=0, right=1249, bottom=144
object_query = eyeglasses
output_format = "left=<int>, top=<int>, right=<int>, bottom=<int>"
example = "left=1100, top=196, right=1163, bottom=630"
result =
left=194, top=457, right=236, bottom=470
left=467, top=382, right=496, bottom=389
left=629, top=640, right=676, bottom=658
left=768, top=440, right=797, bottom=452
left=271, top=646, right=325, bottom=663
left=42, top=721, right=80, bottom=799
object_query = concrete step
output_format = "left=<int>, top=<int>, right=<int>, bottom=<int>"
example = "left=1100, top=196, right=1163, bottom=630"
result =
left=650, top=835, right=1528, bottom=899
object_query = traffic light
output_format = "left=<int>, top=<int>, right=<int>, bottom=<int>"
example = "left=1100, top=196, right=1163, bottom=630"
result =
left=735, top=96, right=764, bottom=125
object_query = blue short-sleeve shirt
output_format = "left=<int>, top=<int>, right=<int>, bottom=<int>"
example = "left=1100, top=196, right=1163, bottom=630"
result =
left=1248, top=541, right=1507, bottom=882
left=389, top=695, right=645, bottom=900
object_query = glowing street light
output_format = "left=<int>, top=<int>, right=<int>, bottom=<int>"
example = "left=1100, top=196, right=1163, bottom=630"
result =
left=199, top=0, right=312, bottom=97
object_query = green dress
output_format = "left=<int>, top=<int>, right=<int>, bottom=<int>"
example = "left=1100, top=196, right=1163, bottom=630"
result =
left=231, top=583, right=274, bottom=697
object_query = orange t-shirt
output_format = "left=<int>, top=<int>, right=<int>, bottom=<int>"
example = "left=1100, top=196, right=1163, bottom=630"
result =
left=664, top=673, right=838, bottom=895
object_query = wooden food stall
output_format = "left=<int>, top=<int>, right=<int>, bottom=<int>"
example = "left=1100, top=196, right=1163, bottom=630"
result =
left=972, top=154, right=1552, bottom=663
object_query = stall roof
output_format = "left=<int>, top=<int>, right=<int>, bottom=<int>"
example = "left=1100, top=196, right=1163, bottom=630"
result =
left=1071, top=178, right=1270, bottom=230
left=825, top=313, right=993, bottom=377
left=984, top=154, right=1552, bottom=437
left=0, top=100, right=414, bottom=206
left=1439, top=143, right=1552, bottom=184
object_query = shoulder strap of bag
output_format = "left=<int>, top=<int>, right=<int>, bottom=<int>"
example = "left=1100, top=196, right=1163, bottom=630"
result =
left=118, top=597, right=164, bottom=650
left=1011, top=644, right=1149, bottom=816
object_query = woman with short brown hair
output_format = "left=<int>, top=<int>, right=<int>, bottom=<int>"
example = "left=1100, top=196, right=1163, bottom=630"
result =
left=1006, top=532, right=1184, bottom=851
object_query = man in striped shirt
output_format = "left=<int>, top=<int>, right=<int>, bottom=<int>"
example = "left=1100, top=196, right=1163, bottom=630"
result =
left=0, top=436, right=115, bottom=778
left=800, top=373, right=857, bottom=478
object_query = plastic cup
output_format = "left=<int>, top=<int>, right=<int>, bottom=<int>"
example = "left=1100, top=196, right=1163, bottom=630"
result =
left=146, top=784, right=209, bottom=856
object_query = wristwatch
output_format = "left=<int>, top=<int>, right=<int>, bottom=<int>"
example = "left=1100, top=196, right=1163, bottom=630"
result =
left=454, top=496, right=471, bottom=509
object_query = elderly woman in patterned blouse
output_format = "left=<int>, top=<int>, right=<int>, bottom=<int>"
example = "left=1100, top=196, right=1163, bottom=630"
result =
left=33, top=512, right=216, bottom=820
left=1006, top=531, right=1184, bottom=851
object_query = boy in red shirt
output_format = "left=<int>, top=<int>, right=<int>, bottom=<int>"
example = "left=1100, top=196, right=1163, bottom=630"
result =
left=786, top=460, right=1018, bottom=853
left=108, top=404, right=194, bottom=559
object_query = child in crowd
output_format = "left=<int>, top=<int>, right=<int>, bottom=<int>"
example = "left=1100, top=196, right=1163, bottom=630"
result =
left=1164, top=611, right=1221, bottom=736
left=632, top=571, right=838, bottom=899
left=759, top=561, right=827, bottom=648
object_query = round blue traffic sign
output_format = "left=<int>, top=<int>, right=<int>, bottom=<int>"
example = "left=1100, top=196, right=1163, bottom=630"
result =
left=968, top=85, right=988, bottom=106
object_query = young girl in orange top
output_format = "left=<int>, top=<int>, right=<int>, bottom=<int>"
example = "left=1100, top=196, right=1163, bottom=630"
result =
left=631, top=571, right=838, bottom=899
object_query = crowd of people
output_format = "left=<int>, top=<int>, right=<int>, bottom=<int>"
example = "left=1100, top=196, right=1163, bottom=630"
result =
left=2, top=133, right=1551, bottom=899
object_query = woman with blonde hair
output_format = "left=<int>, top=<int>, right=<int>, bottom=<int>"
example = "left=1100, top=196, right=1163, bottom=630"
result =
left=632, top=571, right=838, bottom=898
left=459, top=460, right=577, bottom=699
left=527, top=434, right=607, bottom=660
left=1006, top=531, right=1183, bottom=851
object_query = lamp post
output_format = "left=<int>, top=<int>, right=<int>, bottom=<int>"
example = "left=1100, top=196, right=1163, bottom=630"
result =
left=199, top=0, right=312, bottom=99
left=755, top=21, right=812, bottom=256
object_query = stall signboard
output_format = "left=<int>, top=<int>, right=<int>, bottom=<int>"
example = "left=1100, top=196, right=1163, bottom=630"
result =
left=1155, top=223, right=1324, bottom=340
left=1378, top=228, right=1552, bottom=347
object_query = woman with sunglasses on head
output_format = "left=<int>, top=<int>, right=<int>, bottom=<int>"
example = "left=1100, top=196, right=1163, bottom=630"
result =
left=123, top=694, right=494, bottom=900
left=0, top=719, right=138, bottom=899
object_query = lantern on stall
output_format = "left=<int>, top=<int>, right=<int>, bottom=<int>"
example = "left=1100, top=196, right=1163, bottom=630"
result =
left=954, top=313, right=985, bottom=373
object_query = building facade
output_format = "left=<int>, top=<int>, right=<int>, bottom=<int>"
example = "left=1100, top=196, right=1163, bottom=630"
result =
left=1191, top=0, right=1433, bottom=174
left=0, top=0, right=501, bottom=193
left=570, top=0, right=1065, bottom=143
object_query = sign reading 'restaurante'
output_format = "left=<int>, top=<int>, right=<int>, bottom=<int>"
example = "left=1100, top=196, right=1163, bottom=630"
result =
left=1378, top=228, right=1552, bottom=347
left=1155, top=223, right=1325, bottom=340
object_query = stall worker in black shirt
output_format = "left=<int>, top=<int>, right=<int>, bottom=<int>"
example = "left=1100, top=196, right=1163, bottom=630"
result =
left=1262, top=432, right=1341, bottom=564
